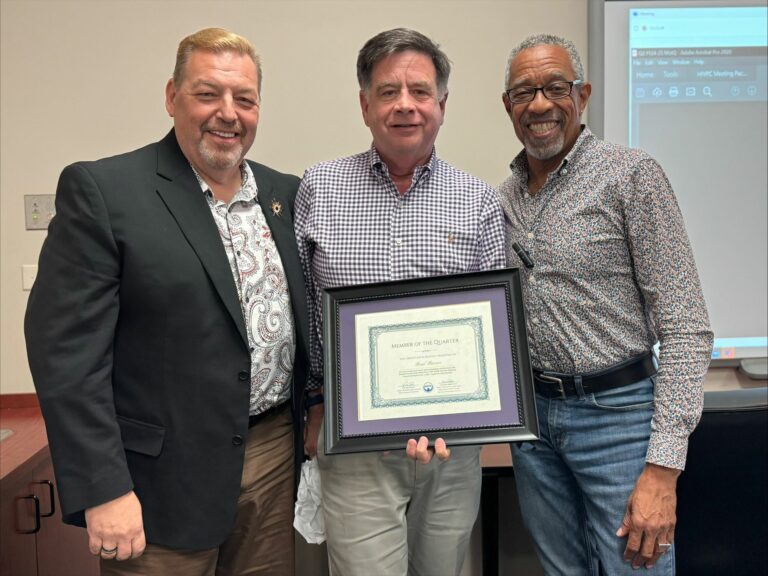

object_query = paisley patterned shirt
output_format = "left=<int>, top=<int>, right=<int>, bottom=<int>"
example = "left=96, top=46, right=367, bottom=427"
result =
left=193, top=163, right=295, bottom=416
left=497, top=127, right=713, bottom=470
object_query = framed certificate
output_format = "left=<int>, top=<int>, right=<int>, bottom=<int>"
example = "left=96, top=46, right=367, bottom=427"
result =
left=322, top=268, right=538, bottom=454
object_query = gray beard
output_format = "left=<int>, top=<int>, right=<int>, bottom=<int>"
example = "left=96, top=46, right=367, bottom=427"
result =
left=198, top=140, right=242, bottom=170
left=524, top=131, right=565, bottom=161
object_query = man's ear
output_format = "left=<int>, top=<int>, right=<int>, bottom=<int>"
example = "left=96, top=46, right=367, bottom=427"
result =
left=359, top=89, right=371, bottom=127
left=165, top=78, right=177, bottom=117
left=502, top=92, right=513, bottom=117
left=438, top=91, right=448, bottom=125
left=577, top=82, right=592, bottom=115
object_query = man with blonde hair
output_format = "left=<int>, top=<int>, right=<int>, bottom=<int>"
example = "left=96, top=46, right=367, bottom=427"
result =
left=26, top=27, right=310, bottom=575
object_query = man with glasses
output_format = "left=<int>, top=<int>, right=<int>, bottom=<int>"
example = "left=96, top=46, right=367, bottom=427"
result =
left=497, top=34, right=712, bottom=574
left=295, top=28, right=505, bottom=576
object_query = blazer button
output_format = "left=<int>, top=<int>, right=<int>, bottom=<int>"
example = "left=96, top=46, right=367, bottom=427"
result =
left=232, top=435, right=244, bottom=446
left=238, top=370, right=249, bottom=381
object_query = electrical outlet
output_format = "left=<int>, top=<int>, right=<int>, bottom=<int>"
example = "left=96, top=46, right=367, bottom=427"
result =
left=24, top=194, right=56, bottom=230
left=22, top=265, right=38, bottom=290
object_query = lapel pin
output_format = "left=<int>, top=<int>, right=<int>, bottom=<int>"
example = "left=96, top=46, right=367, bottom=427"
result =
left=270, top=199, right=283, bottom=217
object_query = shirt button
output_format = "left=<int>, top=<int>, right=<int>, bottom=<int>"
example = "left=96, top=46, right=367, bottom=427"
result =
left=524, top=193, right=530, bottom=199
left=395, top=239, right=403, bottom=246
left=527, top=232, right=534, bottom=239
left=561, top=168, right=568, bottom=175
left=232, top=435, right=244, bottom=446
left=238, top=370, right=249, bottom=381
left=529, top=274, right=536, bottom=283
left=532, top=317, right=541, bottom=325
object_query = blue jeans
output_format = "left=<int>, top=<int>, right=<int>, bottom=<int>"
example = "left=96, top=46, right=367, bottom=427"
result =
left=511, top=377, right=675, bottom=576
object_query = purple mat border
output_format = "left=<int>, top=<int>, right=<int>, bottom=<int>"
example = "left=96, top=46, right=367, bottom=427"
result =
left=336, top=286, right=520, bottom=437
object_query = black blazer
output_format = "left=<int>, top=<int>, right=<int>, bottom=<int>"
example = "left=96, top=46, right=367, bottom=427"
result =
left=25, top=130, right=310, bottom=550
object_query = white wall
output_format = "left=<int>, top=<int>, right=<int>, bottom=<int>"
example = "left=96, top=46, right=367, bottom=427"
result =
left=0, top=0, right=588, bottom=393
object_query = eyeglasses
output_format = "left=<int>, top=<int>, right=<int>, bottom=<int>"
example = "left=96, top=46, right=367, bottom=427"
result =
left=505, top=80, right=583, bottom=104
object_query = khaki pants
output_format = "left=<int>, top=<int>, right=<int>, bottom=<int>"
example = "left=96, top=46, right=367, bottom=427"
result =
left=317, top=423, right=481, bottom=576
left=101, top=406, right=295, bottom=576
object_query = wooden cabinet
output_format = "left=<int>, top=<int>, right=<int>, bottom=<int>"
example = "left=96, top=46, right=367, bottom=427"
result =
left=1, top=401, right=99, bottom=576
left=0, top=458, right=39, bottom=576
left=40, top=456, right=101, bottom=576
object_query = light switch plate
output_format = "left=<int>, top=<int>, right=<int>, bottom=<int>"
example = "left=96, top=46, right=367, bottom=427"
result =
left=24, top=194, right=56, bottom=230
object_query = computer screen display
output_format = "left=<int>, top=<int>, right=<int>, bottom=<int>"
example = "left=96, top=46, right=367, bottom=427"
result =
left=597, top=1, right=767, bottom=361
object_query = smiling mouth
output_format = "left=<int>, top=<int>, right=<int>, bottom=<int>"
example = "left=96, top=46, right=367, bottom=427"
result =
left=528, top=121, right=559, bottom=134
left=208, top=130, right=239, bottom=138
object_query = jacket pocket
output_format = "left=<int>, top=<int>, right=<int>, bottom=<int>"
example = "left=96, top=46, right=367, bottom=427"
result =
left=117, top=414, right=166, bottom=457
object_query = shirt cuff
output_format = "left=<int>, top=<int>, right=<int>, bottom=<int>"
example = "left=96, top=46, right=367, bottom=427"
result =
left=646, top=430, right=688, bottom=471
left=305, top=393, right=324, bottom=408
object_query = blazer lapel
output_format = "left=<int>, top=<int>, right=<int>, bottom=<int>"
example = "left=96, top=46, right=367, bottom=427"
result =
left=154, top=131, right=248, bottom=346
left=254, top=177, right=294, bottom=256
left=253, top=168, right=310, bottom=354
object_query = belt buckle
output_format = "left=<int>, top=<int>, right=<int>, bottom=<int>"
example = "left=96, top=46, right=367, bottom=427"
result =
left=538, top=373, right=566, bottom=399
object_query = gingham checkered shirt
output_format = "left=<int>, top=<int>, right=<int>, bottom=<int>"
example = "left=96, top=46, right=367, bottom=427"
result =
left=295, top=146, right=506, bottom=391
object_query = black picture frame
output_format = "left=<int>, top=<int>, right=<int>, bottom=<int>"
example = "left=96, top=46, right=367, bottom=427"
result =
left=322, top=268, right=538, bottom=454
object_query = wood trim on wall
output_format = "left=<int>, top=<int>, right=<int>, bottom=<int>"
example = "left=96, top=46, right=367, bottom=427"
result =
left=0, top=393, right=39, bottom=409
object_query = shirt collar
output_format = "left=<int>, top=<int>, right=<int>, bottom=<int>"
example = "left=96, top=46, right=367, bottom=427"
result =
left=189, top=162, right=258, bottom=204
left=367, top=144, right=437, bottom=182
left=509, top=125, right=594, bottom=181
left=558, top=125, right=593, bottom=172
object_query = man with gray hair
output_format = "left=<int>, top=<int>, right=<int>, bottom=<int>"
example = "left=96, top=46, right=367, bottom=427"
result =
left=26, top=27, right=310, bottom=575
left=497, top=34, right=712, bottom=574
left=296, top=28, right=505, bottom=576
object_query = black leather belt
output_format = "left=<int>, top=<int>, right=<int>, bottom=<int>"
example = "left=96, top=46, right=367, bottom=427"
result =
left=533, top=352, right=656, bottom=399
left=248, top=401, right=290, bottom=428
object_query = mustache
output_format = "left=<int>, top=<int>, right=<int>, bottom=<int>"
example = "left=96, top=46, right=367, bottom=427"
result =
left=202, top=121, right=244, bottom=133
left=521, top=113, right=562, bottom=124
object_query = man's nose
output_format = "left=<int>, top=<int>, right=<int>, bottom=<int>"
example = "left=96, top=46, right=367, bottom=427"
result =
left=217, top=95, right=238, bottom=122
left=394, top=90, right=415, bottom=112
left=527, top=89, right=553, bottom=113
